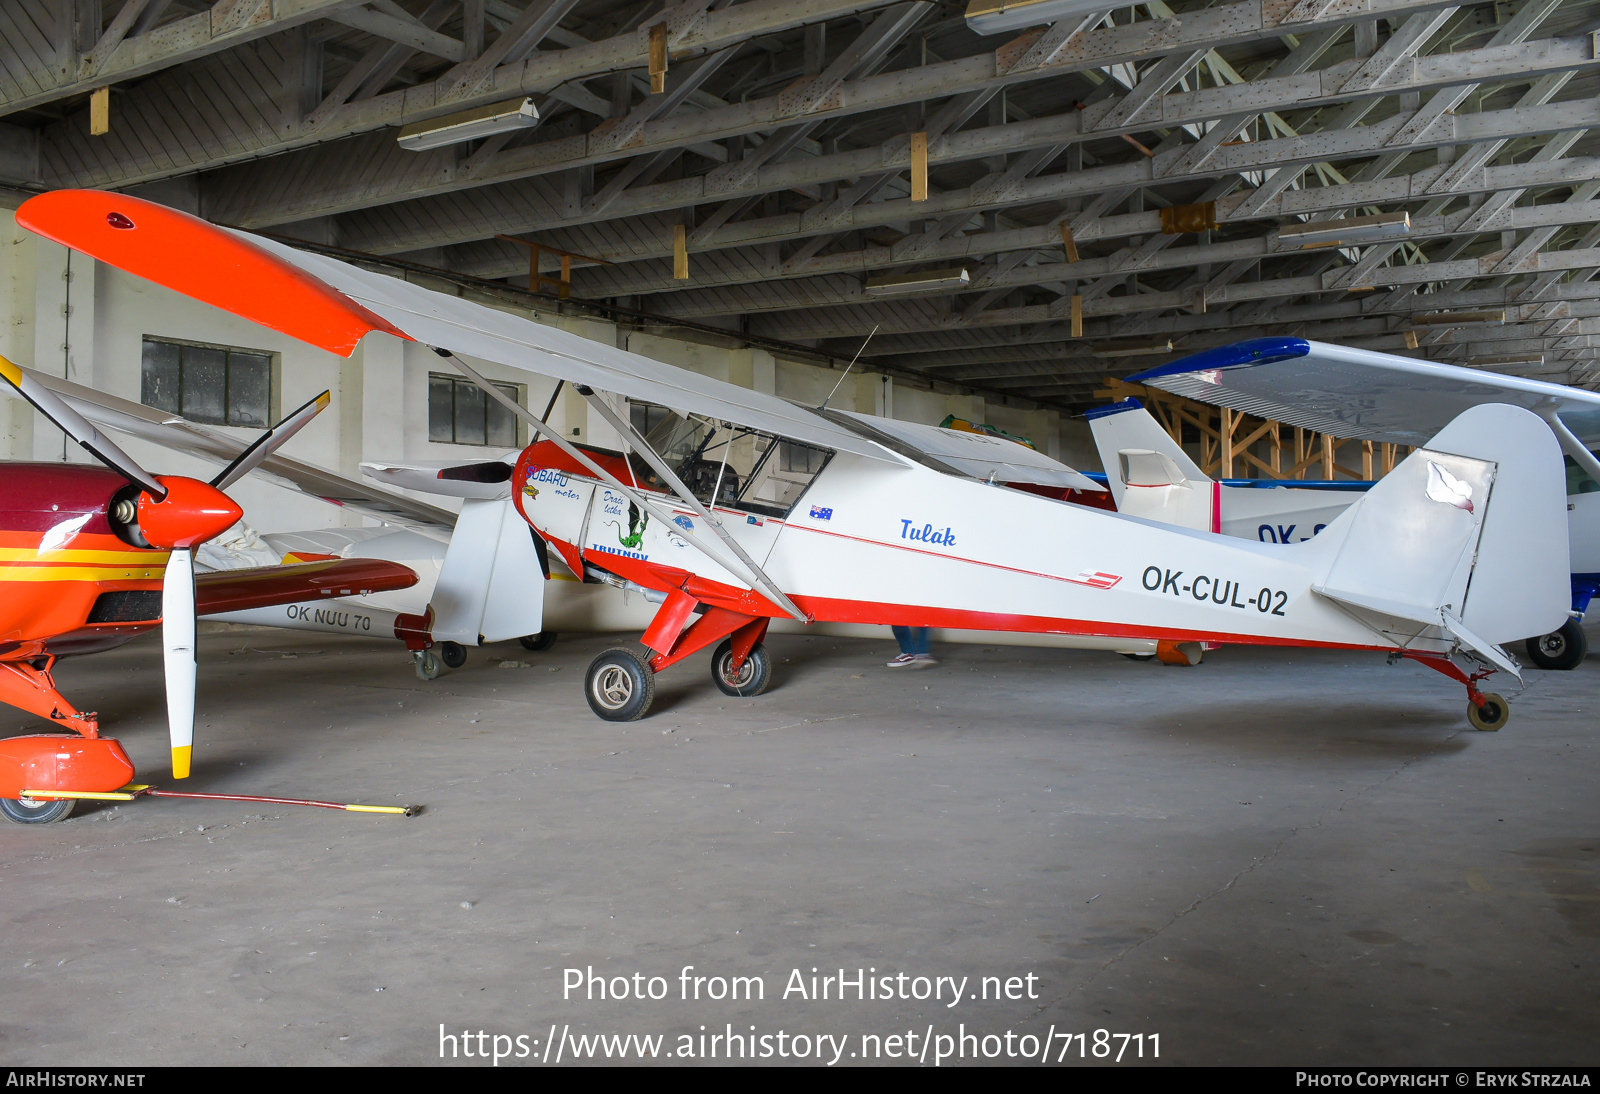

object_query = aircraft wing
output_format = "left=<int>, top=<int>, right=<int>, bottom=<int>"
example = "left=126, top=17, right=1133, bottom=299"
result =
left=194, top=557, right=418, bottom=614
left=837, top=410, right=1105, bottom=491
left=18, top=368, right=460, bottom=536
left=15, top=191, right=907, bottom=468
left=360, top=458, right=514, bottom=499
left=1126, top=337, right=1600, bottom=446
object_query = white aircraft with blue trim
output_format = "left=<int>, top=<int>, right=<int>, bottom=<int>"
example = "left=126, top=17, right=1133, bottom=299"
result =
left=13, top=189, right=1578, bottom=732
left=1091, top=338, right=1600, bottom=671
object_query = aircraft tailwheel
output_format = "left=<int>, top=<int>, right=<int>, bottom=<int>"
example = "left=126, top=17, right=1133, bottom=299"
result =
left=1467, top=692, right=1510, bottom=732
left=586, top=648, right=655, bottom=721
left=711, top=639, right=772, bottom=698
left=0, top=796, right=75, bottom=824
left=519, top=632, right=558, bottom=652
left=439, top=641, right=468, bottom=669
left=413, top=650, right=441, bottom=681
left=1524, top=618, right=1588, bottom=671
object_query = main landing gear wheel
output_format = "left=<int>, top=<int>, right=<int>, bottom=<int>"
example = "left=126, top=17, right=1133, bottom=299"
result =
left=711, top=639, right=772, bottom=698
left=520, top=632, right=558, bottom=652
left=439, top=641, right=468, bottom=669
left=1468, top=692, right=1510, bottom=732
left=0, top=796, right=75, bottom=824
left=586, top=648, right=655, bottom=721
left=413, top=650, right=441, bottom=681
left=1121, top=652, right=1156, bottom=662
left=1525, top=618, right=1588, bottom=671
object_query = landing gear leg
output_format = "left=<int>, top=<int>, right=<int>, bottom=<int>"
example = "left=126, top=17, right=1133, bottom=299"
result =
left=1403, top=652, right=1509, bottom=731
left=0, top=661, right=97, bottom=736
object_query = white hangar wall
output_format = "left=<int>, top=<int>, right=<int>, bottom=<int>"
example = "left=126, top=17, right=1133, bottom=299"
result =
left=0, top=204, right=1095, bottom=539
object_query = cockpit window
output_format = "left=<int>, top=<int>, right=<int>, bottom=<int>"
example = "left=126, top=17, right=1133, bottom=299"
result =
left=1567, top=454, right=1600, bottom=496
left=628, top=402, right=832, bottom=518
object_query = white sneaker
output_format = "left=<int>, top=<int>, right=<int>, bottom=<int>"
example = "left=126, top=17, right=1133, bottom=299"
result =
left=887, top=653, right=917, bottom=668
left=911, top=653, right=938, bottom=668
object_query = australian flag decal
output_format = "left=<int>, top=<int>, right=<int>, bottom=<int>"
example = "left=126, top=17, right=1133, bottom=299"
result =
left=809, top=505, right=833, bottom=521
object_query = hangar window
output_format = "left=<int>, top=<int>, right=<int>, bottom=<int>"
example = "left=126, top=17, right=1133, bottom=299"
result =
left=141, top=337, right=274, bottom=427
left=429, top=373, right=523, bottom=447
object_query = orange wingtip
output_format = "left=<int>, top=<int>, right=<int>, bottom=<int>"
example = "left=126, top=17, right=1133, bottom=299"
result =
left=15, top=190, right=411, bottom=357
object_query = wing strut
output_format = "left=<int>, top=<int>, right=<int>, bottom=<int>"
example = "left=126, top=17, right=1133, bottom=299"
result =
left=1541, top=410, right=1600, bottom=484
left=437, top=351, right=806, bottom=622
left=577, top=388, right=808, bottom=622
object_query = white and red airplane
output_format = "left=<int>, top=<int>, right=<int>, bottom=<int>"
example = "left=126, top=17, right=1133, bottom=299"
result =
left=1089, top=339, right=1600, bottom=670
left=12, top=190, right=1574, bottom=733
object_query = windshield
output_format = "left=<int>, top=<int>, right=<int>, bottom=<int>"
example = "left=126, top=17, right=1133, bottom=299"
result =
left=630, top=402, right=832, bottom=518
left=1567, top=453, right=1600, bottom=497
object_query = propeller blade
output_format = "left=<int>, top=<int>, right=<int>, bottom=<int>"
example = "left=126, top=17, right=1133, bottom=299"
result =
left=162, top=547, right=197, bottom=779
left=0, top=352, right=167, bottom=500
left=210, top=390, right=331, bottom=491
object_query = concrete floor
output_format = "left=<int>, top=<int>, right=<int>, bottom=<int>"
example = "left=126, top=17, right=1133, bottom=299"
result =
left=0, top=624, right=1595, bottom=1066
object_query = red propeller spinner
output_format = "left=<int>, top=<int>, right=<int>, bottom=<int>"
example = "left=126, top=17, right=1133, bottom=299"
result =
left=136, top=476, right=244, bottom=550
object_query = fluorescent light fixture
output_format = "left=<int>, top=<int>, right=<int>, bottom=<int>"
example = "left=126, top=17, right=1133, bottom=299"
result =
left=1408, top=309, right=1506, bottom=327
left=863, top=267, right=970, bottom=296
left=1278, top=211, right=1410, bottom=249
left=1468, top=353, right=1544, bottom=369
left=1091, top=340, right=1174, bottom=358
left=398, top=98, right=539, bottom=151
left=965, top=0, right=1107, bottom=35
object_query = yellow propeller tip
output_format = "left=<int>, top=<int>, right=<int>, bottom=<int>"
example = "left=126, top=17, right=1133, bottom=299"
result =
left=0, top=354, right=22, bottom=387
left=171, top=746, right=192, bottom=779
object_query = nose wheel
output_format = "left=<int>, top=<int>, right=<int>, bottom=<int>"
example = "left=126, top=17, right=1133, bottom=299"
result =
left=585, top=648, right=655, bottom=721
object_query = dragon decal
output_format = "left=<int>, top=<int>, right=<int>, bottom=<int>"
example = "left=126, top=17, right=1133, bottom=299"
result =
left=605, top=501, right=649, bottom=549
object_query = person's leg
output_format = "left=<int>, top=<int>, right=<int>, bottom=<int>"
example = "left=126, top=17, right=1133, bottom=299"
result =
left=892, top=625, right=914, bottom=654
left=910, top=627, right=931, bottom=655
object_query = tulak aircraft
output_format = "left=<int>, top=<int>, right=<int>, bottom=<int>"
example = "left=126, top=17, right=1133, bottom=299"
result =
left=1090, top=338, right=1600, bottom=670
left=11, top=189, right=1574, bottom=735
left=0, top=360, right=418, bottom=822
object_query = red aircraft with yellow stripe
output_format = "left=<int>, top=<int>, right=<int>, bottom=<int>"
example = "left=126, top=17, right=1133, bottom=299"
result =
left=0, top=357, right=417, bottom=823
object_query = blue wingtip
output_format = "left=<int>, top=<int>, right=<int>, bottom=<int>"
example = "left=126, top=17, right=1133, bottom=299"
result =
left=1083, top=398, right=1143, bottom=421
left=1126, top=338, right=1312, bottom=383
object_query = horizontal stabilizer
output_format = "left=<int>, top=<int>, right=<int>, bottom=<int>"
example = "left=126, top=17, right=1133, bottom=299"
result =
left=1440, top=611, right=1522, bottom=681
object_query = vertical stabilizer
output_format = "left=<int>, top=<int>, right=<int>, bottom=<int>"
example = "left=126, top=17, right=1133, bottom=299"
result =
left=1307, top=403, right=1568, bottom=651
left=1086, top=400, right=1214, bottom=530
